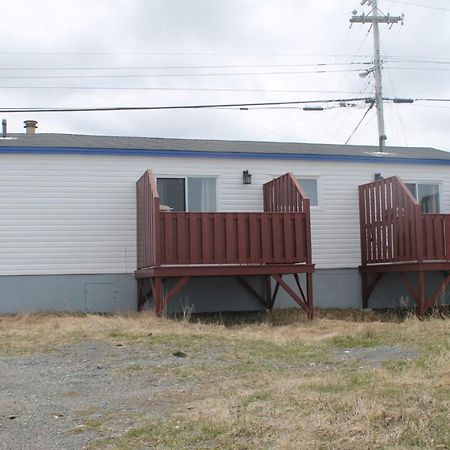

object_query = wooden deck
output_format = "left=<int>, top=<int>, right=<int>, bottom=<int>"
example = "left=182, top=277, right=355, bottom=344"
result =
left=136, top=171, right=314, bottom=317
left=359, top=176, right=450, bottom=314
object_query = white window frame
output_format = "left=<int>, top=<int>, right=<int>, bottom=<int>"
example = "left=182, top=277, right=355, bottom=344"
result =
left=404, top=180, right=442, bottom=213
left=156, top=175, right=219, bottom=212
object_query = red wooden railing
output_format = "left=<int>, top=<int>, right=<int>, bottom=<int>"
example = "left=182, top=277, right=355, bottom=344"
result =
left=136, top=171, right=312, bottom=269
left=136, top=170, right=160, bottom=269
left=359, top=176, right=450, bottom=265
left=158, top=212, right=308, bottom=265
left=420, top=214, right=450, bottom=261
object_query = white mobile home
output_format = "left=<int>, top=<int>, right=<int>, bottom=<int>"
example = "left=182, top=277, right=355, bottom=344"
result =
left=1, top=130, right=450, bottom=314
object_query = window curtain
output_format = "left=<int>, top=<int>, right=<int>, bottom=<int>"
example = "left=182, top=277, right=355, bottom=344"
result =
left=188, top=178, right=216, bottom=212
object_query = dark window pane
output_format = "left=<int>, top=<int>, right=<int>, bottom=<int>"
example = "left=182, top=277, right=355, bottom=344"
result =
left=418, top=184, right=440, bottom=213
left=157, top=178, right=186, bottom=211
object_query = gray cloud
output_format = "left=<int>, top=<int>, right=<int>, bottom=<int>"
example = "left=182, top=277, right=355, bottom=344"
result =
left=0, top=0, right=448, bottom=151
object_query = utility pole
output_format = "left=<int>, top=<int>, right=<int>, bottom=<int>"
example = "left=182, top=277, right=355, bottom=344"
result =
left=350, top=0, right=403, bottom=152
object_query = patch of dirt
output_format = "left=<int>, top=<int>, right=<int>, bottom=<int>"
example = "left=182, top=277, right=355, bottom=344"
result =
left=335, top=345, right=419, bottom=367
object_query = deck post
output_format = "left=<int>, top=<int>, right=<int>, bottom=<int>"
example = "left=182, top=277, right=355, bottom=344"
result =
left=306, top=272, right=314, bottom=319
left=265, top=276, right=272, bottom=310
left=414, top=204, right=424, bottom=263
left=361, top=272, right=369, bottom=309
left=137, top=279, right=143, bottom=311
left=153, top=277, right=164, bottom=317
left=417, top=271, right=425, bottom=317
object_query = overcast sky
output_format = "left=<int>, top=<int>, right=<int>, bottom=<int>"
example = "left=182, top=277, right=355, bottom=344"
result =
left=0, top=0, right=449, bottom=151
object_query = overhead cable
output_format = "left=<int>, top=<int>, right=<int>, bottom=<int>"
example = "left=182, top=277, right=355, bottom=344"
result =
left=0, top=97, right=371, bottom=114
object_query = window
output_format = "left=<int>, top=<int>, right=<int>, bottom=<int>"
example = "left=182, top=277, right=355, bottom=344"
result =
left=405, top=182, right=440, bottom=213
left=157, top=177, right=217, bottom=212
left=297, top=178, right=319, bottom=206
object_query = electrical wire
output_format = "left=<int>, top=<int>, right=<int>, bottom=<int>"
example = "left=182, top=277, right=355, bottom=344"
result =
left=383, top=0, right=450, bottom=11
left=0, top=62, right=373, bottom=71
left=345, top=102, right=375, bottom=145
left=414, top=98, right=450, bottom=102
left=350, top=110, right=377, bottom=142
left=0, top=51, right=375, bottom=57
left=0, top=86, right=375, bottom=95
left=327, top=24, right=373, bottom=143
left=0, top=97, right=372, bottom=114
left=0, top=68, right=365, bottom=80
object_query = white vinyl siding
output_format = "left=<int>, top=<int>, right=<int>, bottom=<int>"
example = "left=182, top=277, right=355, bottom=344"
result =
left=1, top=153, right=450, bottom=275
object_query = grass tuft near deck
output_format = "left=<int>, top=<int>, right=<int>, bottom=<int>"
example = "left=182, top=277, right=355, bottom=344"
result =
left=0, top=310, right=449, bottom=449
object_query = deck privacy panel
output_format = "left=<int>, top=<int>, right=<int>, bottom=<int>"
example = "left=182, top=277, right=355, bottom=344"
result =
left=263, top=172, right=310, bottom=213
left=359, top=176, right=450, bottom=265
left=136, top=170, right=311, bottom=269
left=136, top=171, right=160, bottom=269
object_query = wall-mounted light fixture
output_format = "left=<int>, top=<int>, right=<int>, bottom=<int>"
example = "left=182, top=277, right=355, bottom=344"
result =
left=243, top=170, right=252, bottom=185
left=374, top=173, right=383, bottom=181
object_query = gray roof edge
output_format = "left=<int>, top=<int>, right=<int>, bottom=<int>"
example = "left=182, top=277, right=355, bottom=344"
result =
left=0, top=132, right=448, bottom=160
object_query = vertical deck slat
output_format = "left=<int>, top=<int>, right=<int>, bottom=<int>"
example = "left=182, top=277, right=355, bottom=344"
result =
left=237, top=213, right=247, bottom=263
left=249, top=214, right=261, bottom=262
left=189, top=213, right=199, bottom=264
left=225, top=214, right=236, bottom=263
left=435, top=215, right=445, bottom=260
left=283, top=214, right=294, bottom=261
left=445, top=215, right=450, bottom=258
left=261, top=214, right=272, bottom=263
left=294, top=213, right=304, bottom=262
left=164, top=213, right=175, bottom=263
left=200, top=214, right=211, bottom=263
left=213, top=214, right=224, bottom=263
left=176, top=213, right=187, bottom=264
left=272, top=214, right=282, bottom=260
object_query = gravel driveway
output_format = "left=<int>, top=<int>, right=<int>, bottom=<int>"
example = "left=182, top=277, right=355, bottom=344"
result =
left=0, top=341, right=202, bottom=450
left=0, top=338, right=419, bottom=449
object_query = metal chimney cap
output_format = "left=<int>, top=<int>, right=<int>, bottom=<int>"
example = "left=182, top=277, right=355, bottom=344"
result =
left=24, top=120, right=38, bottom=134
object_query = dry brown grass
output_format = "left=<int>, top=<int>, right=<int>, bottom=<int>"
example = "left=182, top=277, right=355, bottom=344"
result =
left=1, top=310, right=449, bottom=449
left=0, top=309, right=445, bottom=352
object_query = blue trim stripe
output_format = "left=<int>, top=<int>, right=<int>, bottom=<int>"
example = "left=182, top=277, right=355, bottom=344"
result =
left=1, top=145, right=449, bottom=166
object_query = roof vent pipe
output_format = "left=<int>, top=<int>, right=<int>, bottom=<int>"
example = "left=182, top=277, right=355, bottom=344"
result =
left=2, top=119, right=6, bottom=138
left=24, top=120, right=38, bottom=134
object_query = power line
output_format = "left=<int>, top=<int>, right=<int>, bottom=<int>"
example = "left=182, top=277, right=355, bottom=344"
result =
left=414, top=98, right=450, bottom=102
left=0, top=68, right=365, bottom=80
left=385, top=55, right=450, bottom=61
left=384, top=0, right=450, bottom=11
left=386, top=67, right=450, bottom=71
left=0, top=97, right=372, bottom=114
left=0, top=51, right=375, bottom=57
left=0, top=62, right=372, bottom=71
left=386, top=58, right=450, bottom=65
left=345, top=102, right=375, bottom=145
left=0, top=85, right=366, bottom=95
left=1, top=86, right=448, bottom=97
